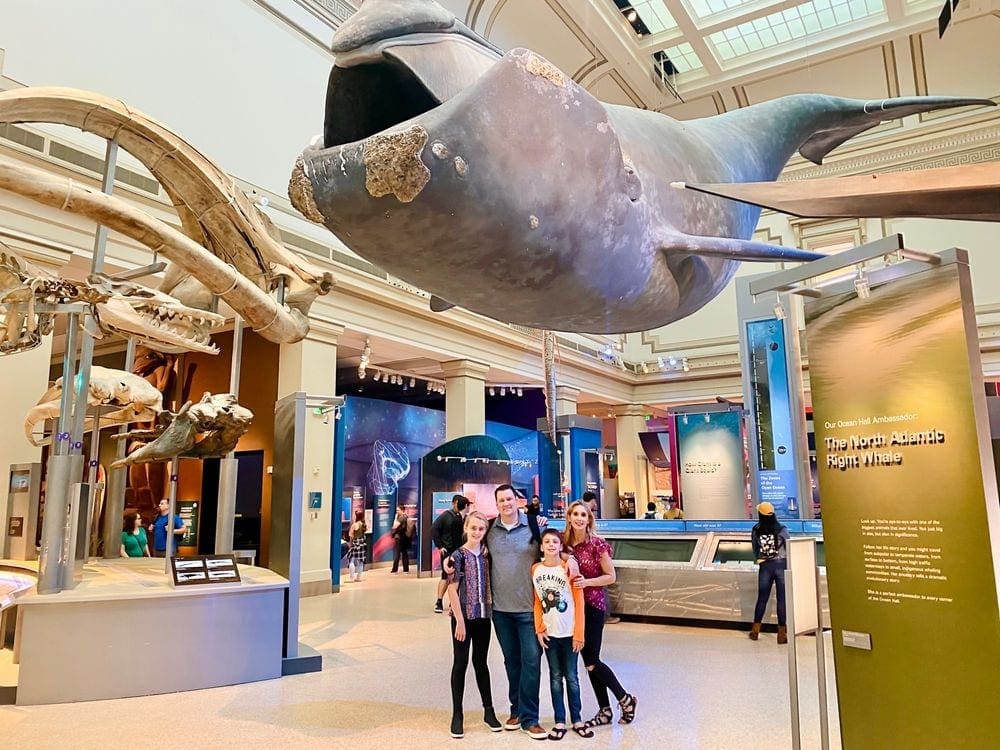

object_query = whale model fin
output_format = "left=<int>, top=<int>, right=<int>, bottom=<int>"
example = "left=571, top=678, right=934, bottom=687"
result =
left=430, top=295, right=456, bottom=312
left=660, top=233, right=825, bottom=263
left=798, top=96, right=994, bottom=165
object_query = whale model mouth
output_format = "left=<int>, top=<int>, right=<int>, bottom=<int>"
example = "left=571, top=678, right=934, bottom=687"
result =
left=322, top=31, right=501, bottom=149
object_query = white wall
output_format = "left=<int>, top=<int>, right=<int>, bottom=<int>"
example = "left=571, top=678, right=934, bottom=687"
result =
left=0, top=0, right=331, bottom=195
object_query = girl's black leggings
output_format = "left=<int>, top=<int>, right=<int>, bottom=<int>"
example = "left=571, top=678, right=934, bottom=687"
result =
left=451, top=616, right=493, bottom=715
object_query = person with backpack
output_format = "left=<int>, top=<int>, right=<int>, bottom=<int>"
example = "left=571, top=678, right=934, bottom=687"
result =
left=748, top=501, right=792, bottom=644
left=347, top=510, right=367, bottom=582
left=390, top=507, right=411, bottom=574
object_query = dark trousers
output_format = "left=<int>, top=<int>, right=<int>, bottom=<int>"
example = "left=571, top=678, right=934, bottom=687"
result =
left=492, top=610, right=541, bottom=728
left=391, top=539, right=409, bottom=572
left=581, top=604, right=626, bottom=710
left=754, top=558, right=787, bottom=625
left=451, top=617, right=493, bottom=716
left=545, top=636, right=582, bottom=725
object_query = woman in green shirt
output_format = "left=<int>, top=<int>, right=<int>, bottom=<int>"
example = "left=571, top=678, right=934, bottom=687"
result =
left=121, top=511, right=150, bottom=558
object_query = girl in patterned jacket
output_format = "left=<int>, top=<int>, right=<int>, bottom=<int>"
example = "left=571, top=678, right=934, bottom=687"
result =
left=446, top=511, right=503, bottom=739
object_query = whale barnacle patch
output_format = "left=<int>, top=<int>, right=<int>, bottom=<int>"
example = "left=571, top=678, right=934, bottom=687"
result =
left=362, top=125, right=431, bottom=203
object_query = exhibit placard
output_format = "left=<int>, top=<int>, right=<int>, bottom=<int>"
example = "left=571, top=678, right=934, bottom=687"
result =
left=675, top=411, right=747, bottom=519
left=805, top=258, right=1000, bottom=748
left=169, top=554, right=241, bottom=586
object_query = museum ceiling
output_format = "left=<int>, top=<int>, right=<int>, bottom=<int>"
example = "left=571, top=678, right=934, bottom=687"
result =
left=290, top=0, right=999, bottom=123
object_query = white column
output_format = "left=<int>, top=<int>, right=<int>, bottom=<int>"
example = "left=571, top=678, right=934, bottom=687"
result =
left=554, top=385, right=580, bottom=417
left=441, top=360, right=490, bottom=441
left=277, top=319, right=343, bottom=597
left=614, top=404, right=648, bottom=510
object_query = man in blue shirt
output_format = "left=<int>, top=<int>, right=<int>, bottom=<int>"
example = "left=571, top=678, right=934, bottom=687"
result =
left=149, top=498, right=186, bottom=557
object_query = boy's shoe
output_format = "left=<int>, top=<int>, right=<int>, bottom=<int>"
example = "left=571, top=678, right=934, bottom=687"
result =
left=504, top=715, right=520, bottom=731
left=522, top=725, right=548, bottom=740
left=434, top=599, right=444, bottom=613
left=483, top=707, right=502, bottom=732
left=450, top=713, right=464, bottom=739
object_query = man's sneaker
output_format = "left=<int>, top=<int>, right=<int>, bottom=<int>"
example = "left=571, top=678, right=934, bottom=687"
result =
left=450, top=713, right=464, bottom=739
left=503, top=715, right=520, bottom=731
left=483, top=707, right=502, bottom=732
left=522, top=725, right=548, bottom=740
left=434, top=599, right=444, bottom=614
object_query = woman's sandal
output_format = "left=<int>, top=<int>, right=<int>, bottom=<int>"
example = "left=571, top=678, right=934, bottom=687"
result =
left=583, top=707, right=613, bottom=728
left=548, top=726, right=567, bottom=741
left=572, top=724, right=595, bottom=738
left=618, top=694, right=638, bottom=725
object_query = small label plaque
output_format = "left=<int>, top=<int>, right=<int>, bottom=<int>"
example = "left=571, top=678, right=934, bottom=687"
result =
left=842, top=629, right=873, bottom=651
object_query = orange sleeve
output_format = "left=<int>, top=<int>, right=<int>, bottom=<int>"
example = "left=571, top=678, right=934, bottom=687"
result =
left=569, top=562, right=585, bottom=642
left=531, top=563, right=545, bottom=634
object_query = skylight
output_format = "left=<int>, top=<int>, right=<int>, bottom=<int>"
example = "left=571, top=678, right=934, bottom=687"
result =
left=708, top=0, right=886, bottom=61
left=659, top=42, right=704, bottom=73
left=626, top=0, right=679, bottom=35
left=687, top=0, right=772, bottom=20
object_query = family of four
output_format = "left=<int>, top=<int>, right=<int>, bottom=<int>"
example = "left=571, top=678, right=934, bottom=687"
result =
left=440, top=485, right=637, bottom=740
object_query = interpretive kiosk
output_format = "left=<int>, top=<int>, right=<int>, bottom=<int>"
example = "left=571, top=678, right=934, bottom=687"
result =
left=749, top=241, right=1000, bottom=749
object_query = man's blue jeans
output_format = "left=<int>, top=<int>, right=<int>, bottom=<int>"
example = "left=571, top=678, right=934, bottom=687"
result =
left=492, top=610, right=541, bottom=728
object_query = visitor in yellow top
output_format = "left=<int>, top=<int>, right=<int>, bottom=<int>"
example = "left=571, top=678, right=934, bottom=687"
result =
left=532, top=529, right=592, bottom=740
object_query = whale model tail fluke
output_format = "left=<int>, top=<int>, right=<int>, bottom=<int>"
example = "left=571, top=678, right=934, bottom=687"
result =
left=797, top=96, right=995, bottom=165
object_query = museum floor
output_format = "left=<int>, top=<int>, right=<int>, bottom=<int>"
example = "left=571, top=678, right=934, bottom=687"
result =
left=0, top=569, right=841, bottom=749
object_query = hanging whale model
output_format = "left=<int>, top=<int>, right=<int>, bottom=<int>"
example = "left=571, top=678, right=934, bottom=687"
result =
left=290, top=0, right=992, bottom=333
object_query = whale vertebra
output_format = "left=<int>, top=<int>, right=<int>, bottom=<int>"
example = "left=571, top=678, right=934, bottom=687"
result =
left=293, top=0, right=991, bottom=333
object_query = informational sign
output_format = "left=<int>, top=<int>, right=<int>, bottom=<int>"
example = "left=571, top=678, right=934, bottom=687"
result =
left=177, top=501, right=199, bottom=548
left=675, top=411, right=746, bottom=519
left=806, top=259, right=1000, bottom=748
left=308, top=491, right=323, bottom=509
left=746, top=318, right=799, bottom=516
left=432, top=491, right=455, bottom=520
left=169, top=554, right=241, bottom=586
left=9, top=470, right=30, bottom=492
left=371, top=493, right=395, bottom=563
left=8, top=516, right=23, bottom=537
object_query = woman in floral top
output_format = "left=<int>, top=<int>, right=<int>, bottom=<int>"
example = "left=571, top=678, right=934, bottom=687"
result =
left=446, top=511, right=503, bottom=738
left=563, top=501, right=638, bottom=728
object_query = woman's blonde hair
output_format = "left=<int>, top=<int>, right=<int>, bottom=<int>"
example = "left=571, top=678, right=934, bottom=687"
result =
left=562, top=500, right=597, bottom=548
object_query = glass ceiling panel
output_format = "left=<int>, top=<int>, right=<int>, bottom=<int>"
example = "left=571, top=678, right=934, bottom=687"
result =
left=709, top=0, right=885, bottom=61
left=687, top=0, right=777, bottom=19
left=630, top=0, right=679, bottom=34
left=659, top=42, right=704, bottom=73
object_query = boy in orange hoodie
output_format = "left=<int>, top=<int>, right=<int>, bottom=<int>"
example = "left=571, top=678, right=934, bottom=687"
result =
left=532, top=529, right=593, bottom=740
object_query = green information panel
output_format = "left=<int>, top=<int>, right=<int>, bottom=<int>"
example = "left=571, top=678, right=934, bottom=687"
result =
left=177, top=500, right=199, bottom=549
left=805, top=258, right=1000, bottom=748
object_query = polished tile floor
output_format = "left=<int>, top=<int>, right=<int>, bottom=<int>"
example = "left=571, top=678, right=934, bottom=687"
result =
left=0, top=568, right=841, bottom=749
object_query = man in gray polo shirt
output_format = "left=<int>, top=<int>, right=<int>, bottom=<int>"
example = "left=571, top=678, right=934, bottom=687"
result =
left=488, top=484, right=546, bottom=739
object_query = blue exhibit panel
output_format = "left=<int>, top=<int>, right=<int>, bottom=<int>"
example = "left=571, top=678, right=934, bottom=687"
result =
left=569, top=427, right=602, bottom=503
left=546, top=519, right=823, bottom=535
left=746, top=318, right=800, bottom=517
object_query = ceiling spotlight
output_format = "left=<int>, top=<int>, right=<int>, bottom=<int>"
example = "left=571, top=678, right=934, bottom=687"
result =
left=657, top=357, right=666, bottom=370
left=626, top=9, right=638, bottom=23
left=500, top=387, right=507, bottom=396
left=854, top=266, right=871, bottom=300
left=773, top=300, right=786, bottom=320
left=373, top=372, right=381, bottom=382
left=517, top=388, right=523, bottom=397
left=489, top=387, right=496, bottom=396
left=682, top=358, right=690, bottom=373
left=682, top=414, right=689, bottom=425
left=358, top=370, right=366, bottom=380
left=409, top=378, right=416, bottom=388
left=640, top=362, right=649, bottom=374
left=668, top=356, right=678, bottom=368
left=704, top=413, right=711, bottom=423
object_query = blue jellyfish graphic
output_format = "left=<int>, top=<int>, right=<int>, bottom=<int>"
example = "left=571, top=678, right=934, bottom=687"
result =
left=368, top=440, right=411, bottom=495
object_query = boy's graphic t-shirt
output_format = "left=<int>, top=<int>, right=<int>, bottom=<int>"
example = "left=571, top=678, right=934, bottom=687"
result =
left=531, top=560, right=585, bottom=640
